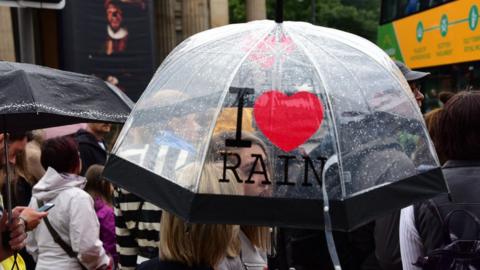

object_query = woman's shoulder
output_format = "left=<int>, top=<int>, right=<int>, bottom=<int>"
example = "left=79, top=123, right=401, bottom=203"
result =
left=62, top=187, right=91, bottom=200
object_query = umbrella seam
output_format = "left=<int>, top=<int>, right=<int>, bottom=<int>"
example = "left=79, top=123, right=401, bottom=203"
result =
left=20, top=69, right=39, bottom=114
left=154, top=23, right=270, bottom=80
left=192, top=22, right=277, bottom=196
left=287, top=23, right=422, bottom=117
left=285, top=25, right=347, bottom=198
left=132, top=29, right=254, bottom=114
left=288, top=23, right=441, bottom=172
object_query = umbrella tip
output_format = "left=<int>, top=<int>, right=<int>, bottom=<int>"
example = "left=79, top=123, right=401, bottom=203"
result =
left=275, top=0, right=284, bottom=23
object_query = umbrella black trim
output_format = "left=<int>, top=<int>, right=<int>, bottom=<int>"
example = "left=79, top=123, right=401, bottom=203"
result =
left=0, top=112, right=128, bottom=133
left=104, top=154, right=447, bottom=231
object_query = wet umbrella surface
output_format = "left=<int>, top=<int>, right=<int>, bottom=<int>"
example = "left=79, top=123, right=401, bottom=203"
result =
left=104, top=20, right=447, bottom=232
left=0, top=61, right=133, bottom=132
left=0, top=60, right=133, bottom=229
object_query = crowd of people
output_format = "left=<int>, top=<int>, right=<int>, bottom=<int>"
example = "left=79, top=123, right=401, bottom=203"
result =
left=0, top=61, right=478, bottom=270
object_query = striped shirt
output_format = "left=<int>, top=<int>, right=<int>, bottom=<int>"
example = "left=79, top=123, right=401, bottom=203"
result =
left=114, top=133, right=196, bottom=269
left=114, top=188, right=162, bottom=270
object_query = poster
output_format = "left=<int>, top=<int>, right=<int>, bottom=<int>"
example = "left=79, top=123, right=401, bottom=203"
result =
left=61, top=0, right=156, bottom=101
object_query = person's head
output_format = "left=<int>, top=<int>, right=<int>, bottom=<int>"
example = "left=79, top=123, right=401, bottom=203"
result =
left=211, top=132, right=272, bottom=197
left=6, top=132, right=28, bottom=165
left=197, top=163, right=243, bottom=196
left=105, top=1, right=123, bottom=31
left=144, top=89, right=201, bottom=143
left=0, top=131, right=28, bottom=170
left=160, top=163, right=240, bottom=267
left=160, top=212, right=239, bottom=267
left=236, top=133, right=271, bottom=197
left=424, top=108, right=445, bottom=164
left=87, top=123, right=112, bottom=139
left=84, top=164, right=113, bottom=204
left=395, top=60, right=429, bottom=107
left=30, top=129, right=45, bottom=145
left=438, top=91, right=455, bottom=105
left=41, top=136, right=81, bottom=174
left=435, top=91, right=480, bottom=161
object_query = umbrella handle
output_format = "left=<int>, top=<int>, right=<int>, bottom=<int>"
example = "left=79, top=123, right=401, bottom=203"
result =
left=2, top=131, right=13, bottom=225
left=322, top=154, right=342, bottom=270
left=275, top=0, right=283, bottom=23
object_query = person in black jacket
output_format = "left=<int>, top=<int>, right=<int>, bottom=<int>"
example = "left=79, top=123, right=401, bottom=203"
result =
left=75, top=123, right=111, bottom=175
left=400, top=91, right=480, bottom=269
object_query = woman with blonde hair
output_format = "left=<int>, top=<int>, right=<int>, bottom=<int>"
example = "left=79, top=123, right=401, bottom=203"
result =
left=210, top=132, right=272, bottom=270
left=137, top=163, right=241, bottom=270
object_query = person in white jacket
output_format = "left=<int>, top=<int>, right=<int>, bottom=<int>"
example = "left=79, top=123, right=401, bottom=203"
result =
left=26, top=136, right=112, bottom=270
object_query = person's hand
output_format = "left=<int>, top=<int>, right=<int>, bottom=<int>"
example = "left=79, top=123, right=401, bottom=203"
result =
left=8, top=218, right=26, bottom=250
left=99, top=256, right=114, bottom=270
left=15, top=207, right=48, bottom=231
left=0, top=208, right=27, bottom=251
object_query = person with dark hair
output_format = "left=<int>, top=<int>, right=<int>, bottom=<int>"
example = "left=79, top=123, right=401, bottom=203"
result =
left=85, top=165, right=118, bottom=268
left=400, top=91, right=480, bottom=269
left=26, top=136, right=113, bottom=270
left=75, top=123, right=111, bottom=176
left=438, top=91, right=454, bottom=105
left=423, top=108, right=445, bottom=164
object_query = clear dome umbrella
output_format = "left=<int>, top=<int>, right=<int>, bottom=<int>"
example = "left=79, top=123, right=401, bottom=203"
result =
left=104, top=18, right=447, bottom=269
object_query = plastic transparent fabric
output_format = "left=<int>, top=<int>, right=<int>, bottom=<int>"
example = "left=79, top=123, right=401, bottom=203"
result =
left=113, top=20, right=439, bottom=201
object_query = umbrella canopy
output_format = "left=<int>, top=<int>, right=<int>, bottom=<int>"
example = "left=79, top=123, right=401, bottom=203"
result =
left=0, top=61, right=133, bottom=132
left=104, top=20, right=447, bottom=231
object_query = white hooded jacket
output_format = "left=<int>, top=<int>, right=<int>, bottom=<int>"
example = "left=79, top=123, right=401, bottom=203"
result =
left=26, top=167, right=110, bottom=270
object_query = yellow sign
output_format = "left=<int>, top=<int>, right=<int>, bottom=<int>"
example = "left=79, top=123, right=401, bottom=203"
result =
left=393, top=0, right=480, bottom=68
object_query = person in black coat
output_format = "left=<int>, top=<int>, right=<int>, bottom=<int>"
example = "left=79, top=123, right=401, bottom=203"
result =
left=400, top=91, right=480, bottom=269
left=75, top=123, right=111, bottom=175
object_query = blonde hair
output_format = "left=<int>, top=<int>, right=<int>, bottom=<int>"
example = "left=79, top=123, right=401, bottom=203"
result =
left=242, top=225, right=271, bottom=252
left=160, top=163, right=241, bottom=267
left=209, top=131, right=272, bottom=251
left=197, top=163, right=243, bottom=195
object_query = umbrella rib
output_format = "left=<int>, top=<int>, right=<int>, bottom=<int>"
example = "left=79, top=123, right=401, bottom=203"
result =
left=20, top=69, right=39, bottom=114
left=286, top=27, right=347, bottom=198
left=296, top=34, right=374, bottom=114
left=156, top=24, right=267, bottom=75
left=141, top=35, right=246, bottom=101
left=290, top=25, right=420, bottom=113
left=193, top=23, right=277, bottom=195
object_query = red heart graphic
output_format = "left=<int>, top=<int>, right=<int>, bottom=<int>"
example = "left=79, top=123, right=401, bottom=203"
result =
left=253, top=90, right=324, bottom=152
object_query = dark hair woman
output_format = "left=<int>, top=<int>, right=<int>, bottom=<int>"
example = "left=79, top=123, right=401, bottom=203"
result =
left=26, top=136, right=113, bottom=270
left=400, top=91, right=480, bottom=269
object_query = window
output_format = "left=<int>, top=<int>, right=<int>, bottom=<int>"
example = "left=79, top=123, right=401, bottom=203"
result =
left=380, top=0, right=455, bottom=24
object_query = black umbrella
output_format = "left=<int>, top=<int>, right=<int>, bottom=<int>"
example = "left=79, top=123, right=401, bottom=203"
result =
left=0, top=61, right=134, bottom=221
left=0, top=61, right=133, bottom=132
